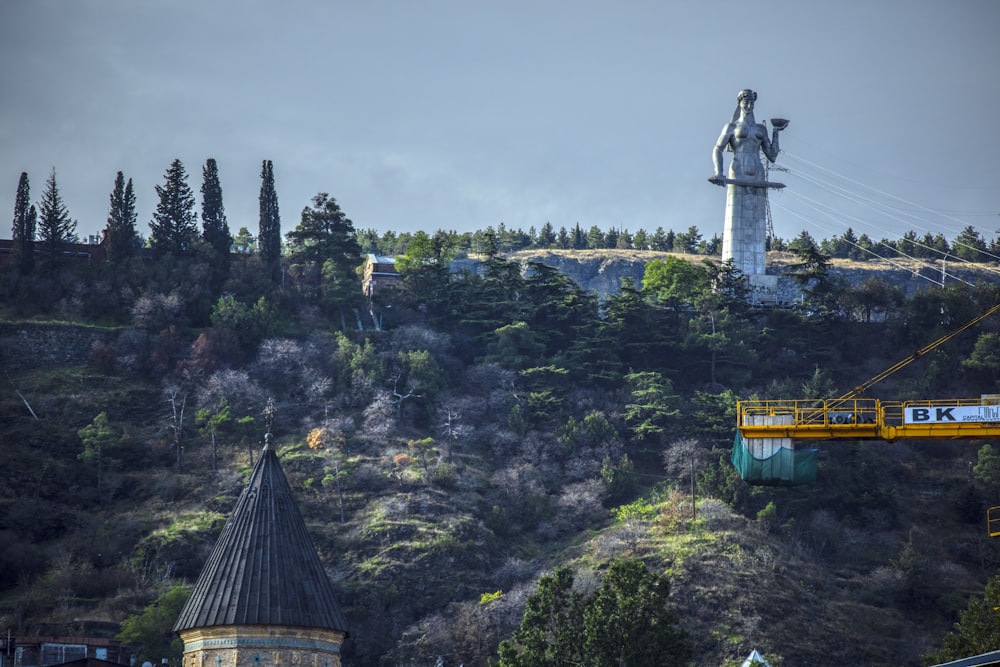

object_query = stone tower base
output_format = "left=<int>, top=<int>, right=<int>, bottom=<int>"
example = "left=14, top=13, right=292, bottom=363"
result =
left=179, top=625, right=346, bottom=667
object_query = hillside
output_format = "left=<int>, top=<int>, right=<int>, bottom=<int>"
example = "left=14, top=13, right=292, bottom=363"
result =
left=1, top=329, right=999, bottom=665
left=2, top=248, right=1000, bottom=666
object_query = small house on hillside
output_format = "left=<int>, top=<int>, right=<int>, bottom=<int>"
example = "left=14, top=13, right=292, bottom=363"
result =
left=362, top=254, right=401, bottom=298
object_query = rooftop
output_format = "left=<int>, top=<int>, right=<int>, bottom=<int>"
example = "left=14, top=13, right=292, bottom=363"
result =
left=173, top=436, right=348, bottom=634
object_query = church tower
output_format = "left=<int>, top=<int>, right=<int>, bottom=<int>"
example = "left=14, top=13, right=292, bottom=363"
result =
left=173, top=436, right=349, bottom=667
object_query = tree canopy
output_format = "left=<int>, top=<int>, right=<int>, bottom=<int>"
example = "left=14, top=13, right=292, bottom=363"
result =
left=495, top=558, right=690, bottom=666
left=149, top=159, right=197, bottom=258
left=36, top=168, right=76, bottom=273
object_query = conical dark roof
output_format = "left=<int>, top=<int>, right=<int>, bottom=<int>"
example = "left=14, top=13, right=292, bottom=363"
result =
left=173, top=438, right=348, bottom=633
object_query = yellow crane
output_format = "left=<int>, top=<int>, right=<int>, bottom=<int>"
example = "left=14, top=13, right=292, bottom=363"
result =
left=733, top=303, right=1000, bottom=485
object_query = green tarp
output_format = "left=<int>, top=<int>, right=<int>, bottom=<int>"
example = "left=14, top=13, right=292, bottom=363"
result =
left=731, top=431, right=818, bottom=486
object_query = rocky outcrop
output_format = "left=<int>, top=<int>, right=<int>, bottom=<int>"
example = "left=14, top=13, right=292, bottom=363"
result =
left=453, top=250, right=1000, bottom=302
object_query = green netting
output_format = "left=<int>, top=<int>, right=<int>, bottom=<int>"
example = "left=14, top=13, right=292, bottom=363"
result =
left=731, top=431, right=818, bottom=486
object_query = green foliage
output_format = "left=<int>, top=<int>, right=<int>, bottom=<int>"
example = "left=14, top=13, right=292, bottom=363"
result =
left=200, top=158, right=232, bottom=289
left=643, top=255, right=711, bottom=309
left=973, top=444, right=1000, bottom=499
left=210, top=294, right=276, bottom=354
left=923, top=574, right=1000, bottom=663
left=495, top=559, right=690, bottom=666
left=11, top=172, right=36, bottom=274
left=601, top=453, right=637, bottom=501
left=559, top=411, right=618, bottom=451
left=583, top=558, right=691, bottom=666
left=518, top=365, right=569, bottom=425
left=286, top=192, right=361, bottom=312
left=482, top=322, right=546, bottom=370
left=37, top=168, right=76, bottom=273
left=394, top=229, right=456, bottom=313
left=688, top=389, right=739, bottom=446
left=106, top=171, right=139, bottom=265
left=116, top=585, right=190, bottom=665
left=963, top=332, right=1000, bottom=388
left=149, top=159, right=198, bottom=258
left=624, top=370, right=679, bottom=441
left=612, top=498, right=657, bottom=523
left=77, top=411, right=120, bottom=499
left=480, top=590, right=504, bottom=605
left=258, top=160, right=282, bottom=281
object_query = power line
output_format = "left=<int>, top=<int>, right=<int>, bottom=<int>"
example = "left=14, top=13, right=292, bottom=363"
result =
left=779, top=153, right=1000, bottom=267
left=786, top=165, right=1000, bottom=266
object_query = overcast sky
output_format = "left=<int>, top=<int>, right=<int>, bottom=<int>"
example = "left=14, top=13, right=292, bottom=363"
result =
left=2, top=0, right=998, bottom=253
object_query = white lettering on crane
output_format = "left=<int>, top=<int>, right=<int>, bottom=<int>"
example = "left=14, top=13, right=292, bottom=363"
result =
left=904, top=405, right=1000, bottom=424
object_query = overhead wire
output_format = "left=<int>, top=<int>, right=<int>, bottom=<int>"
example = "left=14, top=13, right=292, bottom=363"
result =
left=777, top=186, right=968, bottom=280
left=781, top=151, right=1000, bottom=265
left=769, top=173, right=976, bottom=285
left=784, top=165, right=1000, bottom=269
left=771, top=198, right=961, bottom=287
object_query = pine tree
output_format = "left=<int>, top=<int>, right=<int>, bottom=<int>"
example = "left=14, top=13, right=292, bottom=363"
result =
left=149, top=159, right=197, bottom=257
left=11, top=172, right=35, bottom=274
left=287, top=192, right=361, bottom=315
left=36, top=168, right=77, bottom=274
left=105, top=171, right=138, bottom=264
left=258, top=160, right=282, bottom=282
left=200, top=158, right=232, bottom=287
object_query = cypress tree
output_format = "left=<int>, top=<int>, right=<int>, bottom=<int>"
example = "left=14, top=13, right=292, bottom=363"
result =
left=105, top=171, right=138, bottom=264
left=149, top=159, right=197, bottom=258
left=200, top=158, right=232, bottom=287
left=11, top=172, right=36, bottom=274
left=258, top=160, right=282, bottom=282
left=36, top=168, right=76, bottom=274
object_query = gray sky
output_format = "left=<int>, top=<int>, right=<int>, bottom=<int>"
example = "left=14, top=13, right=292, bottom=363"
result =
left=2, top=0, right=998, bottom=252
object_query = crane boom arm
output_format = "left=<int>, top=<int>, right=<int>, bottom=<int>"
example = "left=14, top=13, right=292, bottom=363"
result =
left=837, top=302, right=1000, bottom=402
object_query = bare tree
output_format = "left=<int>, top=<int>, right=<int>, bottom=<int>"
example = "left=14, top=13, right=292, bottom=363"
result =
left=438, top=404, right=472, bottom=462
left=163, top=384, right=188, bottom=471
left=662, top=438, right=705, bottom=523
left=389, top=368, right=422, bottom=421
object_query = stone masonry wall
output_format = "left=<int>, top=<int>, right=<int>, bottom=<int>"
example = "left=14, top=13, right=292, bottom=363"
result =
left=0, top=322, right=115, bottom=371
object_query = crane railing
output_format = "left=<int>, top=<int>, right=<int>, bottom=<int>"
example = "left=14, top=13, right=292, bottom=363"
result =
left=737, top=396, right=1000, bottom=442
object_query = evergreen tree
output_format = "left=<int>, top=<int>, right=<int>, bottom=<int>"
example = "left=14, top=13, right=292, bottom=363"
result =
left=586, top=225, right=605, bottom=249
left=11, top=172, right=35, bottom=274
left=200, top=158, right=233, bottom=288
left=556, top=225, right=570, bottom=249
left=673, top=225, right=702, bottom=254
left=536, top=221, right=556, bottom=248
left=496, top=558, right=690, bottom=667
left=922, top=574, right=1000, bottom=663
left=394, top=230, right=456, bottom=319
left=286, top=192, right=362, bottom=317
left=105, top=171, right=138, bottom=264
left=200, top=158, right=231, bottom=253
left=258, top=159, right=282, bottom=282
left=36, top=168, right=76, bottom=274
left=952, top=225, right=988, bottom=261
left=233, top=226, right=256, bottom=255
left=149, top=159, right=197, bottom=257
left=650, top=226, right=669, bottom=251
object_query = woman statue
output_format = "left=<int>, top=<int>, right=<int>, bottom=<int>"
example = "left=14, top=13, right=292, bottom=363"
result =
left=709, top=88, right=788, bottom=277
left=711, top=88, right=786, bottom=185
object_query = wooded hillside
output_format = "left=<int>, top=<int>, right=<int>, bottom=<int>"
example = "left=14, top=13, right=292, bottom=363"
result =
left=3, top=204, right=1000, bottom=664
